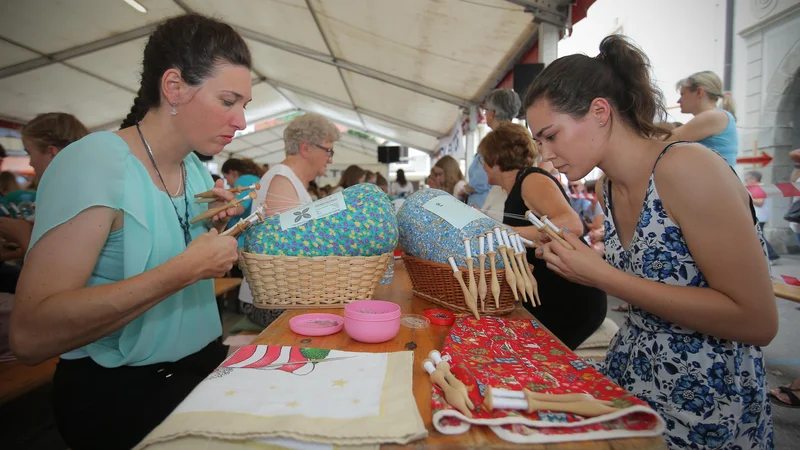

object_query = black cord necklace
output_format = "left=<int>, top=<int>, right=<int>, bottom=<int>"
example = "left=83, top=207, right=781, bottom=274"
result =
left=136, top=122, right=192, bottom=247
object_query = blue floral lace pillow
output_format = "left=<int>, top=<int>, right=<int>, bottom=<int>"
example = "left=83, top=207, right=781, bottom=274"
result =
left=397, top=189, right=509, bottom=268
left=243, top=183, right=398, bottom=257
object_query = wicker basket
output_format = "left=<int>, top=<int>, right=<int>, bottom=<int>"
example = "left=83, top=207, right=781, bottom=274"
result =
left=403, top=254, right=529, bottom=315
left=239, top=251, right=391, bottom=309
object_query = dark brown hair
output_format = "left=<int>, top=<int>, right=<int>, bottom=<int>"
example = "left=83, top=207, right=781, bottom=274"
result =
left=396, top=168, right=408, bottom=186
left=221, top=158, right=261, bottom=176
left=120, top=14, right=251, bottom=129
left=338, top=165, right=366, bottom=189
left=22, top=112, right=89, bottom=152
left=523, top=35, right=670, bottom=140
left=478, top=122, right=538, bottom=171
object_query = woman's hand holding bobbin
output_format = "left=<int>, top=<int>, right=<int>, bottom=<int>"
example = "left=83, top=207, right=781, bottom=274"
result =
left=185, top=228, right=239, bottom=280
left=536, top=232, right=609, bottom=287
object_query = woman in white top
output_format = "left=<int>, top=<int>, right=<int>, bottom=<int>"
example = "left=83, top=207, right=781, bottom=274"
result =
left=391, top=169, right=414, bottom=198
left=238, top=113, right=340, bottom=326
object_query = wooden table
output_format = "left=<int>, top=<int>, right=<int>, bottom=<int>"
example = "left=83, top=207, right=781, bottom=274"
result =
left=253, top=261, right=666, bottom=449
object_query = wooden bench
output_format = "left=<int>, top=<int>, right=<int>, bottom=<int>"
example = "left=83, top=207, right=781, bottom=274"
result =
left=214, top=278, right=242, bottom=297
left=0, top=357, right=58, bottom=405
left=773, top=282, right=800, bottom=304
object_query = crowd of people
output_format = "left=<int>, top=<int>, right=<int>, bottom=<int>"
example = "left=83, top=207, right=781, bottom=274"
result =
left=0, top=12, right=793, bottom=450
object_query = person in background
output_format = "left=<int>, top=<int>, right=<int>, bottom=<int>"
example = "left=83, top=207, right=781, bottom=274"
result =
left=261, top=163, right=270, bottom=175
left=239, top=113, right=340, bottom=327
left=221, top=158, right=262, bottom=245
left=0, top=172, right=20, bottom=196
left=479, top=122, right=607, bottom=348
left=319, top=184, right=331, bottom=198
left=11, top=15, right=251, bottom=450
left=375, top=173, right=389, bottom=194
left=672, top=71, right=738, bottom=168
left=364, top=170, right=377, bottom=184
left=331, top=165, right=365, bottom=194
left=211, top=174, right=222, bottom=183
left=392, top=168, right=414, bottom=198
left=467, top=89, right=521, bottom=210
left=0, top=113, right=90, bottom=262
left=527, top=35, right=774, bottom=448
left=308, top=180, right=320, bottom=200
left=567, top=180, right=591, bottom=223
left=432, top=155, right=466, bottom=200
left=743, top=171, right=779, bottom=263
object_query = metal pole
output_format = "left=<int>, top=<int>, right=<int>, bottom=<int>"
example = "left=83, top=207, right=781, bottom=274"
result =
left=723, top=0, right=734, bottom=91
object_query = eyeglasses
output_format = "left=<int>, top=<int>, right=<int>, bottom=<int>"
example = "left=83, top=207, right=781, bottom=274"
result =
left=312, top=143, right=334, bottom=160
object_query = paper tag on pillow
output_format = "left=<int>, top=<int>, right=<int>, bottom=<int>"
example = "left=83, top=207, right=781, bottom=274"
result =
left=279, top=192, right=347, bottom=231
left=422, top=194, right=487, bottom=229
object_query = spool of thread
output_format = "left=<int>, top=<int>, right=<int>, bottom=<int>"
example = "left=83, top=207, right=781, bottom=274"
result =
left=543, top=217, right=561, bottom=235
left=493, top=227, right=503, bottom=246
left=500, top=229, right=511, bottom=248
left=491, top=387, right=525, bottom=399
left=447, top=256, right=459, bottom=273
left=519, top=236, right=534, bottom=247
left=463, top=239, right=472, bottom=258
left=478, top=235, right=485, bottom=255
left=526, top=211, right=545, bottom=228
left=429, top=350, right=443, bottom=365
left=487, top=232, right=494, bottom=252
left=423, top=360, right=437, bottom=374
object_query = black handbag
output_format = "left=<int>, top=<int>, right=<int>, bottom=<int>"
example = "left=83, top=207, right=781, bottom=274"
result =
left=784, top=200, right=800, bottom=223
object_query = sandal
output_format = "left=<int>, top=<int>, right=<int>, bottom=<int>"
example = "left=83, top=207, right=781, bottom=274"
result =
left=769, top=385, right=800, bottom=408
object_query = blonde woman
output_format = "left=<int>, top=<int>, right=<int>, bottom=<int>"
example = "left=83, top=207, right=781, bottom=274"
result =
left=432, top=155, right=466, bottom=200
left=673, top=71, right=738, bottom=167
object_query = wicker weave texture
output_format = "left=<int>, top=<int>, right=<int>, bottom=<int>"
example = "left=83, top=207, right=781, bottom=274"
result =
left=239, top=252, right=391, bottom=309
left=402, top=254, right=526, bottom=315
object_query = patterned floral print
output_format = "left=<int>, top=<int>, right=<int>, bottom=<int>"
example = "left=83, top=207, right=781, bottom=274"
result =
left=599, top=155, right=774, bottom=449
left=243, top=183, right=397, bottom=257
left=397, top=189, right=509, bottom=268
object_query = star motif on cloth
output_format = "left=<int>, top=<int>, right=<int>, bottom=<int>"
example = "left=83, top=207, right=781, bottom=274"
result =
left=224, top=390, right=237, bottom=396
left=286, top=401, right=299, bottom=408
left=332, top=379, right=348, bottom=387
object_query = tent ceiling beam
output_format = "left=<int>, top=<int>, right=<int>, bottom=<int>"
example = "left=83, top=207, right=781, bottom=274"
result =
left=263, top=77, right=445, bottom=138
left=0, top=24, right=159, bottom=80
left=233, top=26, right=474, bottom=108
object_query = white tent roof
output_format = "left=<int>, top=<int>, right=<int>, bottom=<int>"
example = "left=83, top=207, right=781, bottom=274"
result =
left=0, top=0, right=572, bottom=159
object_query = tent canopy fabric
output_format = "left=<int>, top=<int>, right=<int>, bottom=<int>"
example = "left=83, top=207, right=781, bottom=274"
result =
left=0, top=0, right=573, bottom=163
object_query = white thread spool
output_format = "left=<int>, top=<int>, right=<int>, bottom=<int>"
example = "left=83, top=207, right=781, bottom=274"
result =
left=478, top=235, right=485, bottom=255
left=519, top=236, right=534, bottom=247
left=493, top=227, right=503, bottom=246
left=491, top=387, right=525, bottom=399
left=543, top=217, right=560, bottom=233
left=429, top=350, right=443, bottom=365
left=423, top=360, right=437, bottom=374
left=487, top=233, right=495, bottom=252
left=513, top=235, right=523, bottom=252
left=526, top=211, right=544, bottom=228
left=500, top=229, right=511, bottom=248
left=463, top=239, right=472, bottom=259
left=447, top=256, right=459, bottom=273
left=489, top=396, right=529, bottom=411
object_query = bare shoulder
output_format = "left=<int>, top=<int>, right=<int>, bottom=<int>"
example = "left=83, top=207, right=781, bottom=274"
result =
left=653, top=142, right=750, bottom=219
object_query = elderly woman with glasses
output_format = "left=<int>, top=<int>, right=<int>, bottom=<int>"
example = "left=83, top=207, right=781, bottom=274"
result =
left=238, top=112, right=340, bottom=327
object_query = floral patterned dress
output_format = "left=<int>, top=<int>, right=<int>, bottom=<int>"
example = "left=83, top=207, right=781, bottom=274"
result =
left=598, top=145, right=774, bottom=449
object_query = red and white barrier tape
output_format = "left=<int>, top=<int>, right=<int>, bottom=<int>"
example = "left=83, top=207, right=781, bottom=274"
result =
left=568, top=184, right=800, bottom=201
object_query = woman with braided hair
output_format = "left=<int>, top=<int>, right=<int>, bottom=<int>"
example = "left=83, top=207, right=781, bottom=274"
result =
left=10, top=14, right=253, bottom=449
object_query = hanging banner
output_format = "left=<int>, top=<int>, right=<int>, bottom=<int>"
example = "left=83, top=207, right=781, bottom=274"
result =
left=435, top=121, right=464, bottom=160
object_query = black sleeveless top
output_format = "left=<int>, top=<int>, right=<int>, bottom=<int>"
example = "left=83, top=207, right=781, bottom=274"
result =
left=503, top=167, right=608, bottom=350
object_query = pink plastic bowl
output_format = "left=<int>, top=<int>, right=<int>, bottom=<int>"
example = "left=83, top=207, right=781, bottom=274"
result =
left=344, top=300, right=401, bottom=343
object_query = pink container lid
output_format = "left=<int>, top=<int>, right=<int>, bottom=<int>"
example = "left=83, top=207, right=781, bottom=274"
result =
left=289, top=313, right=344, bottom=336
left=344, top=300, right=401, bottom=321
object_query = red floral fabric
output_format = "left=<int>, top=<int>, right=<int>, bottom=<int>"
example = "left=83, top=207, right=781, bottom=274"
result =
left=431, top=316, right=665, bottom=444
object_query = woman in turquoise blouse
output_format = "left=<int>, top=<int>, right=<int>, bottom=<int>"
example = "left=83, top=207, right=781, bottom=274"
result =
left=10, top=14, right=252, bottom=450
left=672, top=71, right=739, bottom=168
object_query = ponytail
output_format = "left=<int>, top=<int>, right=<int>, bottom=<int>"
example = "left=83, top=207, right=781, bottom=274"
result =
left=721, top=93, right=736, bottom=121
left=524, top=35, right=671, bottom=140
